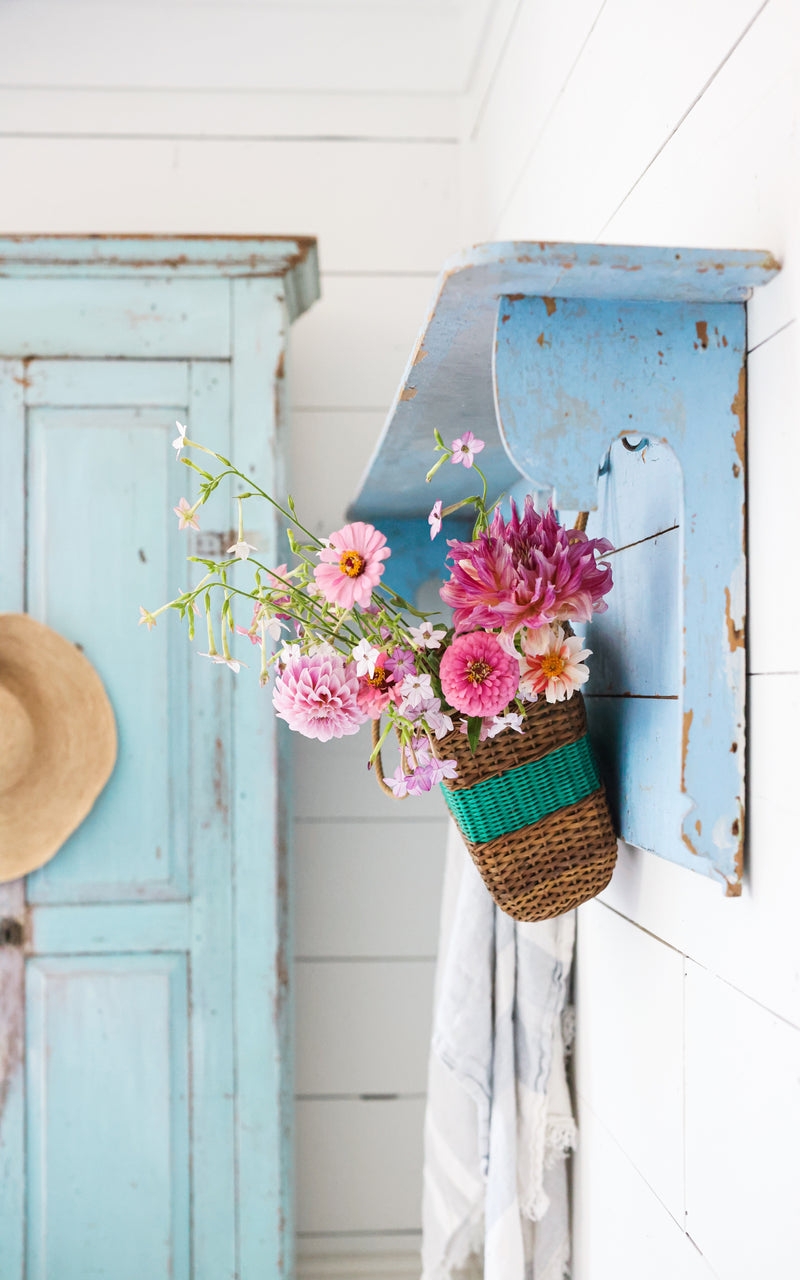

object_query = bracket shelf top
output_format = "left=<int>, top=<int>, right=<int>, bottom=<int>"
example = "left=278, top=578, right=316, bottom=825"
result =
left=348, top=240, right=779, bottom=522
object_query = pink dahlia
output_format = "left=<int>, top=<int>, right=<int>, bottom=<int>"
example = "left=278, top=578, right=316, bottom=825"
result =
left=440, top=498, right=613, bottom=637
left=272, top=648, right=366, bottom=741
left=439, top=631, right=519, bottom=718
left=314, top=522, right=390, bottom=610
left=518, top=624, right=591, bottom=703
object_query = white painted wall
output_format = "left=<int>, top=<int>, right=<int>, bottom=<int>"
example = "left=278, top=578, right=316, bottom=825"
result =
left=4, top=2, right=799, bottom=1276
left=462, top=2, right=800, bottom=1277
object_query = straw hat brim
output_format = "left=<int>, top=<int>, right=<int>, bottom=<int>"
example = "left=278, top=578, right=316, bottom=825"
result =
left=0, top=613, right=117, bottom=884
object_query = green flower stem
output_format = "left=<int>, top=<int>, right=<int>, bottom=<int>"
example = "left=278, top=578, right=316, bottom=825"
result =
left=369, top=718, right=394, bottom=766
left=204, top=593, right=218, bottom=656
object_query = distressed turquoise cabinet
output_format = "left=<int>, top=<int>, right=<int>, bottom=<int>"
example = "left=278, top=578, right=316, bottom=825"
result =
left=350, top=241, right=779, bottom=895
left=0, top=237, right=318, bottom=1279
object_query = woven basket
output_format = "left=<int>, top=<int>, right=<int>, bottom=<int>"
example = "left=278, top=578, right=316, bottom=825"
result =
left=434, top=694, right=617, bottom=921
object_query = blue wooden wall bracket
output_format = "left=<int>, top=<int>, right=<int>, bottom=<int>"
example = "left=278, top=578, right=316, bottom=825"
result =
left=349, top=242, right=780, bottom=894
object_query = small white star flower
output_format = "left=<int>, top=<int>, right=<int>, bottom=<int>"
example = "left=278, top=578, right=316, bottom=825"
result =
left=400, top=672, right=434, bottom=710
left=409, top=621, right=448, bottom=650
left=227, top=539, right=258, bottom=561
left=172, top=420, right=188, bottom=458
left=351, top=638, right=382, bottom=678
left=487, top=711, right=525, bottom=738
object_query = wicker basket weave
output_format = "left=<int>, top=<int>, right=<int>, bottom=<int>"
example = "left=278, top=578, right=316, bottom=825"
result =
left=434, top=694, right=617, bottom=921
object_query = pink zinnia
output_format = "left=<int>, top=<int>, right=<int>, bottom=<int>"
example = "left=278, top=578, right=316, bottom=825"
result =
left=315, top=522, right=390, bottom=610
left=272, top=648, right=366, bottom=741
left=439, top=631, right=519, bottom=718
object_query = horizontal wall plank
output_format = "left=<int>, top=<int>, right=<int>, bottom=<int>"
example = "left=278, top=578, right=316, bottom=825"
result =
left=0, top=5, right=462, bottom=94
left=295, top=960, right=435, bottom=1095
left=26, top=359, right=189, bottom=407
left=463, top=0, right=604, bottom=240
left=744, top=304, right=800, bottom=675
left=0, top=88, right=460, bottom=142
left=292, top=731, right=448, bottom=822
left=493, top=0, right=766, bottom=243
left=685, top=961, right=800, bottom=1277
left=0, top=278, right=229, bottom=358
left=0, top=139, right=458, bottom=274
left=296, top=1098, right=425, bottom=1233
left=602, top=0, right=799, bottom=352
left=572, top=1100, right=715, bottom=1280
left=598, top=672, right=800, bottom=1030
left=298, top=1250, right=422, bottom=1280
left=289, top=410, right=386, bottom=539
left=575, top=901, right=684, bottom=1223
left=294, top=820, right=447, bottom=959
left=290, top=275, right=438, bottom=407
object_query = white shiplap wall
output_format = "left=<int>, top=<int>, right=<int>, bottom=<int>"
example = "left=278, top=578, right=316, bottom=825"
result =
left=462, top=2, right=800, bottom=1277
left=5, top=2, right=798, bottom=1276
left=0, top=3, right=489, bottom=1273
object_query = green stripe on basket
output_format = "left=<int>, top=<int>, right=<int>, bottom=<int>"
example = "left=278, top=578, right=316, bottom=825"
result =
left=441, top=735, right=600, bottom=844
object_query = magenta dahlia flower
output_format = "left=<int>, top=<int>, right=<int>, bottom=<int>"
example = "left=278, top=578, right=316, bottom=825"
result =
left=314, top=522, right=390, bottom=610
left=439, top=631, right=519, bottom=718
left=272, top=647, right=366, bottom=741
left=440, top=498, right=613, bottom=637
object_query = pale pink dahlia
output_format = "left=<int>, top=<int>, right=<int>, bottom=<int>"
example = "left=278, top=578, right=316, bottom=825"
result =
left=272, top=648, right=366, bottom=741
left=314, top=522, right=390, bottom=610
left=518, top=624, right=591, bottom=703
left=439, top=631, right=519, bottom=718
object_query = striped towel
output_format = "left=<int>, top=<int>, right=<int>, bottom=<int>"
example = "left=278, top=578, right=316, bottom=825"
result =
left=421, top=822, right=576, bottom=1280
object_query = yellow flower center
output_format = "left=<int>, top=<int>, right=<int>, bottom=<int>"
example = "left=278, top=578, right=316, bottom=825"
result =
left=339, top=549, right=364, bottom=578
left=540, top=653, right=566, bottom=679
left=467, top=659, right=492, bottom=685
left=367, top=666, right=388, bottom=690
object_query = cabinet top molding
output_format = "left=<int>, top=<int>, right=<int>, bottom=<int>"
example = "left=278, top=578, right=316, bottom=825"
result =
left=349, top=240, right=779, bottom=521
left=0, top=235, right=320, bottom=321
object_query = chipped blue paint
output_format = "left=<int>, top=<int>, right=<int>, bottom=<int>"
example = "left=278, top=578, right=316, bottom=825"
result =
left=349, top=242, right=780, bottom=894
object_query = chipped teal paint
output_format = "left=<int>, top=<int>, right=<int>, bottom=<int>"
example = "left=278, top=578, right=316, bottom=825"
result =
left=349, top=242, right=780, bottom=894
left=0, top=237, right=317, bottom=1278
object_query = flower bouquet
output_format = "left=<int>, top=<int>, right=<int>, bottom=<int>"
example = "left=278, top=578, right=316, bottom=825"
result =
left=140, top=423, right=617, bottom=920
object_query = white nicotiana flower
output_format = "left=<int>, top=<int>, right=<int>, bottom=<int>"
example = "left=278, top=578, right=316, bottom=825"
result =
left=351, top=638, right=382, bottom=678
left=227, top=539, right=258, bottom=561
left=172, top=420, right=188, bottom=458
left=408, top=621, right=448, bottom=650
left=400, top=672, right=434, bottom=710
left=487, top=711, right=525, bottom=737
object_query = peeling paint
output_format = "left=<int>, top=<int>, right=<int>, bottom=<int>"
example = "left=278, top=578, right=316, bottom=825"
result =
left=724, top=586, right=745, bottom=651
left=731, top=364, right=746, bottom=466
left=412, top=346, right=429, bottom=367
left=543, top=297, right=557, bottom=316
left=681, top=709, right=693, bottom=792
left=399, top=386, right=417, bottom=401
left=695, top=320, right=709, bottom=349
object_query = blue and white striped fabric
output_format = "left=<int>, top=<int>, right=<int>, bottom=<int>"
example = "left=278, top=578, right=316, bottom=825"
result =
left=421, top=824, right=576, bottom=1280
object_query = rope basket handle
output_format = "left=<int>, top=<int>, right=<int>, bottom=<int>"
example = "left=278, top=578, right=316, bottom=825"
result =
left=371, top=717, right=407, bottom=800
left=369, top=510, right=589, bottom=799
